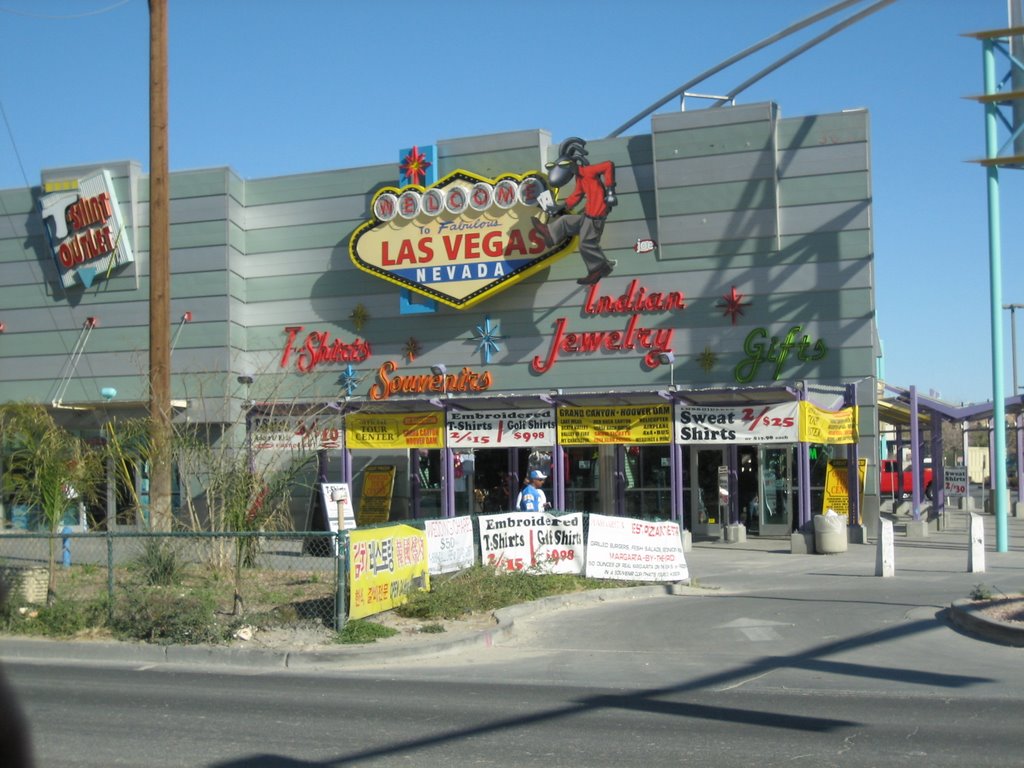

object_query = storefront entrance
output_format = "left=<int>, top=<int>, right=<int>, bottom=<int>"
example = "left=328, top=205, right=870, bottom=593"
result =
left=757, top=446, right=793, bottom=535
left=690, top=447, right=726, bottom=538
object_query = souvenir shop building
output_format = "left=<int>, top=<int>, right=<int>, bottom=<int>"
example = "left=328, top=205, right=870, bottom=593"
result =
left=0, top=102, right=880, bottom=537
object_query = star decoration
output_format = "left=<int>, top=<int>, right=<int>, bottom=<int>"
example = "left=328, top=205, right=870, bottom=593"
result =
left=400, top=145, right=432, bottom=187
left=697, top=346, right=718, bottom=373
left=349, top=303, right=370, bottom=333
left=337, top=364, right=362, bottom=397
left=718, top=286, right=750, bottom=325
left=470, top=315, right=505, bottom=364
left=403, top=337, right=421, bottom=362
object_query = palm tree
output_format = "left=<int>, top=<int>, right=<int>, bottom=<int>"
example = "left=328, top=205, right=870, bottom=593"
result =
left=0, top=404, right=103, bottom=604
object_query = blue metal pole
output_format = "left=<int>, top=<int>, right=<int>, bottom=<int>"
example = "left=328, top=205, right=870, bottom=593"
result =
left=983, top=39, right=1009, bottom=552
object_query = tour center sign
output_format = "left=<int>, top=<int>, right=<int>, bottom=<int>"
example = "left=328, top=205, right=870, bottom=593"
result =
left=349, top=169, right=574, bottom=309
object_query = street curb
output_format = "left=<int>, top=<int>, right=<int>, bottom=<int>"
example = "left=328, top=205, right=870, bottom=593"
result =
left=947, top=598, right=1024, bottom=648
left=287, top=583, right=701, bottom=668
left=0, top=583, right=701, bottom=670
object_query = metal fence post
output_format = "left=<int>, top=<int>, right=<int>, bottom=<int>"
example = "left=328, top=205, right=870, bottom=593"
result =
left=334, top=531, right=347, bottom=631
left=106, top=529, right=114, bottom=622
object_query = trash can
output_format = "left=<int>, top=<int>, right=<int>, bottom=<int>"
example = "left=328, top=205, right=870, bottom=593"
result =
left=813, top=513, right=848, bottom=554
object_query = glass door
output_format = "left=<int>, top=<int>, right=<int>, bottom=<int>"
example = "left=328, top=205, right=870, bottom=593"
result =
left=690, top=448, right=725, bottom=538
left=759, top=446, right=793, bottom=535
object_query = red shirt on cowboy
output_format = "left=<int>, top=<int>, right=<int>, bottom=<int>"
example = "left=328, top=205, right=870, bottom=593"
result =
left=564, top=161, right=615, bottom=218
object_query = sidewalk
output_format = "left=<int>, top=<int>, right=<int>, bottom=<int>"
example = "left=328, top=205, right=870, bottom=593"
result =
left=2, top=507, right=1021, bottom=669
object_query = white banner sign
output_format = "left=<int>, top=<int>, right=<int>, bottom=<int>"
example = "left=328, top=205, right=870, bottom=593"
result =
left=585, top=514, right=688, bottom=582
left=251, top=415, right=343, bottom=451
left=424, top=516, right=476, bottom=574
left=944, top=466, right=968, bottom=497
left=674, top=402, right=799, bottom=444
left=446, top=409, right=555, bottom=448
left=477, top=512, right=584, bottom=574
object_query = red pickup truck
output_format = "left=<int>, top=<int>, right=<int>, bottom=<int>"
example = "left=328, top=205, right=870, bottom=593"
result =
left=879, top=459, right=933, bottom=499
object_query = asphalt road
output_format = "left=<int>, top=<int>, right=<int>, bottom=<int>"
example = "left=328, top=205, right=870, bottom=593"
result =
left=7, top=511, right=1024, bottom=767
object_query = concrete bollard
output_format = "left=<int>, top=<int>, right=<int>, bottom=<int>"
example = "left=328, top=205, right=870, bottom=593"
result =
left=968, top=513, right=985, bottom=573
left=875, top=518, right=894, bottom=577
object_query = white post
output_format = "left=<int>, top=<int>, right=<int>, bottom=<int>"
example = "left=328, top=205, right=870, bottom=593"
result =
left=875, top=518, right=895, bottom=577
left=968, top=513, right=986, bottom=573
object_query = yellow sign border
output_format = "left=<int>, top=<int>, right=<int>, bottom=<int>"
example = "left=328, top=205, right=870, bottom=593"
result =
left=349, top=168, right=576, bottom=309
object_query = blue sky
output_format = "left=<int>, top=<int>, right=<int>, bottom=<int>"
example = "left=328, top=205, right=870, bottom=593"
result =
left=1, top=0, right=1022, bottom=405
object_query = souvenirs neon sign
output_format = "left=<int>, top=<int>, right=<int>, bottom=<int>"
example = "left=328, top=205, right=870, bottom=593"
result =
left=349, top=169, right=575, bottom=309
left=532, top=279, right=684, bottom=373
left=369, top=360, right=493, bottom=401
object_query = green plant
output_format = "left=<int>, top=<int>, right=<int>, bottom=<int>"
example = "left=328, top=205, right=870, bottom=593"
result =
left=0, top=403, right=104, bottom=605
left=334, top=619, right=398, bottom=644
left=970, top=583, right=993, bottom=601
left=132, top=539, right=185, bottom=586
left=395, top=564, right=628, bottom=620
left=419, top=622, right=446, bottom=634
left=111, top=587, right=226, bottom=645
left=30, top=596, right=108, bottom=636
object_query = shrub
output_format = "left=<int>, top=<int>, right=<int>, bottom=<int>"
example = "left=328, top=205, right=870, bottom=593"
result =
left=334, top=619, right=398, bottom=644
left=132, top=539, right=185, bottom=586
left=112, top=587, right=227, bottom=645
left=0, top=596, right=108, bottom=637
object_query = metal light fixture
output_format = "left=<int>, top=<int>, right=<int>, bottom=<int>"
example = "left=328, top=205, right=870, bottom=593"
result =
left=430, top=364, right=448, bottom=397
left=237, top=373, right=255, bottom=386
left=657, top=351, right=676, bottom=389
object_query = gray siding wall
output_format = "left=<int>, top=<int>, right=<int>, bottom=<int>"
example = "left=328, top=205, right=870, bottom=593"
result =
left=0, top=107, right=875, bottom=429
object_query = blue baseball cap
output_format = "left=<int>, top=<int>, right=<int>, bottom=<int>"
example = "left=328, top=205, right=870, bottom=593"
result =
left=528, top=470, right=547, bottom=480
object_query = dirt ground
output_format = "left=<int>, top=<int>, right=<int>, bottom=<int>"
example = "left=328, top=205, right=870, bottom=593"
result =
left=227, top=610, right=498, bottom=651
left=972, top=595, right=1024, bottom=624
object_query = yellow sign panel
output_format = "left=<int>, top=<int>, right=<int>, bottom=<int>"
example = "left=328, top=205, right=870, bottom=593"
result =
left=348, top=525, right=429, bottom=620
left=358, top=465, right=396, bottom=526
left=799, top=402, right=858, bottom=444
left=346, top=411, right=444, bottom=450
left=557, top=404, right=672, bottom=446
left=349, top=169, right=576, bottom=309
left=822, top=458, right=868, bottom=520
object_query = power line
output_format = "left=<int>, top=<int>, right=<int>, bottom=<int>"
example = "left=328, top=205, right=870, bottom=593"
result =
left=0, top=0, right=132, bottom=20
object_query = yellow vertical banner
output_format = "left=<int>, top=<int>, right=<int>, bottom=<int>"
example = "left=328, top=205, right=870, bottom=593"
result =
left=358, top=464, right=396, bottom=525
left=799, top=402, right=859, bottom=444
left=348, top=524, right=429, bottom=620
left=822, top=458, right=867, bottom=520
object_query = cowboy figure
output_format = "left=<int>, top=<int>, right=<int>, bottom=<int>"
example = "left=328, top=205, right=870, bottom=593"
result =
left=532, top=137, right=617, bottom=286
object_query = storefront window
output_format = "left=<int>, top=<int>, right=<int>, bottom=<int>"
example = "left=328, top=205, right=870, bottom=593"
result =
left=624, top=444, right=672, bottom=518
left=565, top=446, right=599, bottom=513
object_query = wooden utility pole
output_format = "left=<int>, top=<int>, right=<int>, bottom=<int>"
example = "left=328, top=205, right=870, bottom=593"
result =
left=148, top=0, right=171, bottom=530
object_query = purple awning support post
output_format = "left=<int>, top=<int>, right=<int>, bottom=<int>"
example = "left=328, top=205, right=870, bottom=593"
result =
left=443, top=448, right=455, bottom=518
left=671, top=443, right=684, bottom=524
left=797, top=384, right=811, bottom=529
left=410, top=452, right=421, bottom=519
left=1017, top=415, right=1023, bottom=505
left=615, top=446, right=626, bottom=516
left=845, top=384, right=860, bottom=528
left=728, top=444, right=740, bottom=525
left=509, top=449, right=520, bottom=511
left=553, top=446, right=565, bottom=511
left=910, top=386, right=922, bottom=521
left=932, top=409, right=944, bottom=518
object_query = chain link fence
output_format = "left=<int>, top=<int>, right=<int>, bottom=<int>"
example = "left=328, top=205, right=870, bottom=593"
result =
left=0, top=530, right=347, bottom=637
